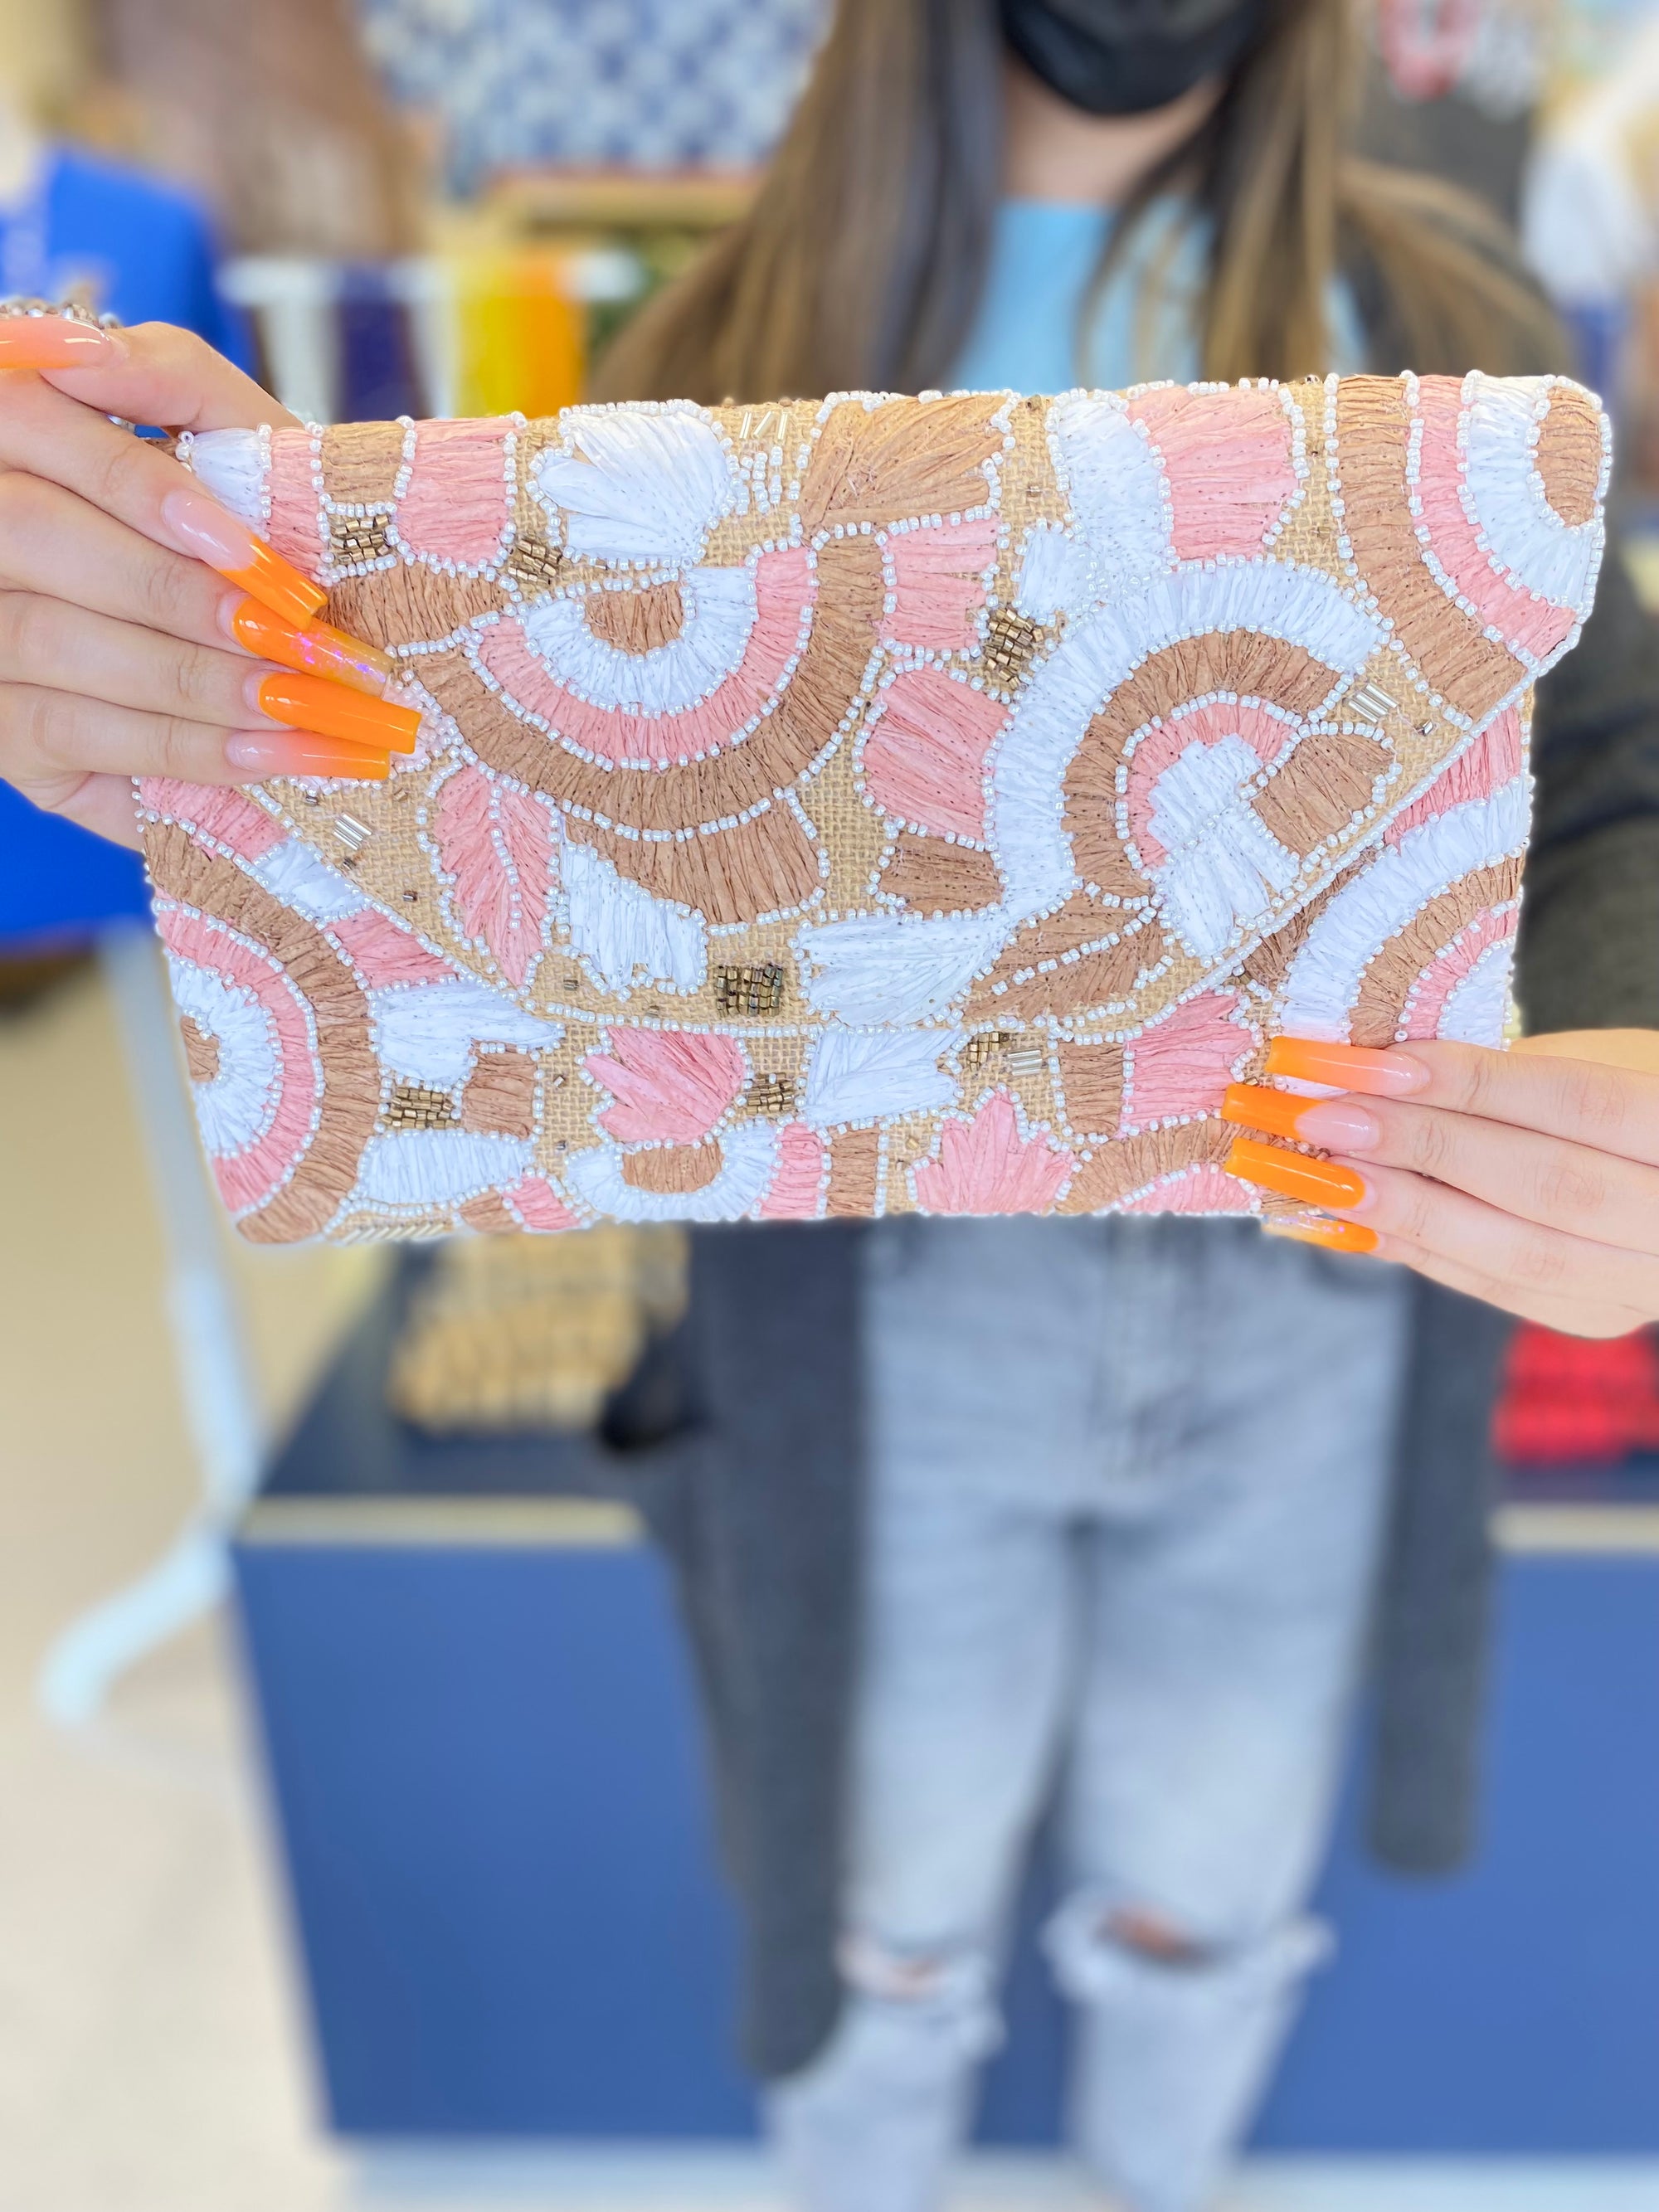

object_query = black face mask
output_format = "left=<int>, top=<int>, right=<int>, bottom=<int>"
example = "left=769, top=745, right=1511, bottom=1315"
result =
left=1000, top=0, right=1267, bottom=115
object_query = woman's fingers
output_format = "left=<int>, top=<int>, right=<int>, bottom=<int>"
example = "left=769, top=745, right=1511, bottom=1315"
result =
left=0, top=366, right=321, bottom=624
left=1250, top=1090, right=1659, bottom=1259
left=1325, top=1159, right=1659, bottom=1317
left=27, top=770, right=144, bottom=850
left=1373, top=1235, right=1645, bottom=1339
left=0, top=471, right=235, bottom=647
left=1264, top=1034, right=1659, bottom=1166
left=0, top=587, right=276, bottom=726
left=0, top=683, right=393, bottom=805
left=38, top=318, right=303, bottom=435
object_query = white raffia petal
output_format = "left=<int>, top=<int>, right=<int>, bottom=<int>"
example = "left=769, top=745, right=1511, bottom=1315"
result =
left=183, top=427, right=268, bottom=524
left=533, top=403, right=735, bottom=566
left=1147, top=737, right=1300, bottom=959
left=521, top=563, right=757, bottom=713
left=350, top=1130, right=535, bottom=1208
left=802, top=1026, right=963, bottom=1126
left=795, top=912, right=1005, bottom=1027
left=248, top=840, right=369, bottom=922
left=1460, top=373, right=1605, bottom=617
left=368, top=978, right=560, bottom=1089
left=562, top=841, right=708, bottom=995
left=1044, top=393, right=1172, bottom=596
left=165, top=957, right=280, bottom=1157
left=566, top=1123, right=780, bottom=1223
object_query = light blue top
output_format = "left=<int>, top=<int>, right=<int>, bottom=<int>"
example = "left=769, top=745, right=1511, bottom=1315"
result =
left=949, top=196, right=1365, bottom=391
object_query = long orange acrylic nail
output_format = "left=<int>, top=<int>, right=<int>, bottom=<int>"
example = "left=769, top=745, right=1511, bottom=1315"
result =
left=159, top=484, right=325, bottom=628
left=229, top=596, right=392, bottom=695
left=255, top=672, right=421, bottom=753
left=0, top=315, right=117, bottom=369
left=226, top=730, right=392, bottom=781
left=1224, top=1136, right=1367, bottom=1209
left=1263, top=1217, right=1380, bottom=1255
left=1264, top=1037, right=1430, bottom=1097
left=1221, top=1082, right=1306, bottom=1141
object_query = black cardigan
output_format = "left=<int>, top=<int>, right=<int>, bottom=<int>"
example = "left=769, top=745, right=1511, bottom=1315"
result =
left=598, top=545, right=1659, bottom=2083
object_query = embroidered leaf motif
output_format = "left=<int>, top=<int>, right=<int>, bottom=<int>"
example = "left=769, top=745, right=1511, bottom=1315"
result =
left=434, top=764, right=557, bottom=989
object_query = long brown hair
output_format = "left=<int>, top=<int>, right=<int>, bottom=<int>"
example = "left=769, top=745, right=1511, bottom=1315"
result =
left=594, top=0, right=1562, bottom=406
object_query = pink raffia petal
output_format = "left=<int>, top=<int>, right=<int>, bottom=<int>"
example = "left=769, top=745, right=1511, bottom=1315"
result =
left=329, top=907, right=456, bottom=988
left=1121, top=1163, right=1256, bottom=1214
left=586, top=1028, right=747, bottom=1145
left=1384, top=709, right=1524, bottom=848
left=395, top=418, right=516, bottom=568
left=1120, top=991, right=1252, bottom=1130
left=912, top=1091, right=1073, bottom=1214
left=138, top=780, right=288, bottom=863
left=504, top=1175, right=581, bottom=1233
left=861, top=667, right=1008, bottom=841
left=1128, top=387, right=1300, bottom=559
left=267, top=433, right=325, bottom=576
left=757, top=1122, right=826, bottom=1218
left=880, top=516, right=999, bottom=651
left=433, top=762, right=557, bottom=989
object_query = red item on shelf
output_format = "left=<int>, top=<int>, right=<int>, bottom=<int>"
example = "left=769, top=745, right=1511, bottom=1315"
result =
left=1493, top=1323, right=1659, bottom=1465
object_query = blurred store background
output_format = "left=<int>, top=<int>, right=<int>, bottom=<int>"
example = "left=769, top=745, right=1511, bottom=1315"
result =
left=7, top=2, right=1659, bottom=2209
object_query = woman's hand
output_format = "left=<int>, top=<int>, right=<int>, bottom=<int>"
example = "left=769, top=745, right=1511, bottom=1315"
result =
left=1222, top=1031, right=1659, bottom=1336
left=0, top=316, right=413, bottom=850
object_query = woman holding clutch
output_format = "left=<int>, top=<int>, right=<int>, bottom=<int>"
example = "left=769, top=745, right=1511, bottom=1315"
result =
left=2, top=3, right=1659, bottom=2206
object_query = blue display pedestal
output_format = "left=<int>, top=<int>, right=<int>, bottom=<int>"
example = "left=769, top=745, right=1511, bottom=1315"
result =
left=233, top=1276, right=1659, bottom=2146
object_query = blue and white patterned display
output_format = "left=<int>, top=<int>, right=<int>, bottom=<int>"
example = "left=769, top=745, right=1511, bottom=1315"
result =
left=358, top=0, right=829, bottom=192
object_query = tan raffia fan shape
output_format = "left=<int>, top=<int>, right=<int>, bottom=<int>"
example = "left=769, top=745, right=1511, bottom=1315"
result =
left=140, top=377, right=1608, bottom=1242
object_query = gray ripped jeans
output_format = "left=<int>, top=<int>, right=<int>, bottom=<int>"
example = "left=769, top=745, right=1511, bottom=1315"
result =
left=767, top=1216, right=1409, bottom=2212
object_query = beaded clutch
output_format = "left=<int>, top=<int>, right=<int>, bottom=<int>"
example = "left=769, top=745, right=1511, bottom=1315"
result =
left=141, top=375, right=1608, bottom=1242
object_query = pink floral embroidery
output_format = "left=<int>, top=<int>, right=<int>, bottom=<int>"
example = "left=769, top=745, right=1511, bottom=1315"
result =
left=880, top=517, right=998, bottom=651
left=476, top=544, right=815, bottom=769
left=1128, top=387, right=1299, bottom=560
left=1413, top=384, right=1575, bottom=661
left=1384, top=708, right=1524, bottom=846
left=395, top=418, right=514, bottom=569
left=757, top=1122, right=826, bottom=1218
left=504, top=1174, right=581, bottom=1232
left=861, top=668, right=1008, bottom=840
left=912, top=1091, right=1073, bottom=1213
left=267, top=434, right=324, bottom=576
left=1400, top=905, right=1518, bottom=1040
left=1121, top=1163, right=1254, bottom=1214
left=139, top=780, right=286, bottom=863
left=1121, top=992, right=1250, bottom=1130
left=433, top=763, right=558, bottom=989
left=330, top=908, right=455, bottom=988
left=158, top=904, right=323, bottom=1217
left=586, top=1027, right=747, bottom=1144
left=1124, top=702, right=1295, bottom=866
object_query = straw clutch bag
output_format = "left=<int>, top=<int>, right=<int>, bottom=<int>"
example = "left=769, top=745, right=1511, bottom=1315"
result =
left=141, top=375, right=1608, bottom=1242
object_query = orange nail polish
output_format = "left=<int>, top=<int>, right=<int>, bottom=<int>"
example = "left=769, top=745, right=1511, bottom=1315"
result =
left=229, top=596, right=393, bottom=696
left=1263, top=1217, right=1380, bottom=1255
left=1221, top=1083, right=1381, bottom=1150
left=1264, top=1037, right=1429, bottom=1097
left=159, top=485, right=325, bottom=628
left=255, top=673, right=421, bottom=753
left=0, top=315, right=116, bottom=369
left=1221, top=1082, right=1305, bottom=1140
left=225, top=731, right=392, bottom=781
left=1224, top=1136, right=1367, bottom=1209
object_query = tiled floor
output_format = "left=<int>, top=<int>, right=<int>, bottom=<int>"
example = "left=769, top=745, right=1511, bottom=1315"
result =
left=4, top=960, right=1659, bottom=2212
